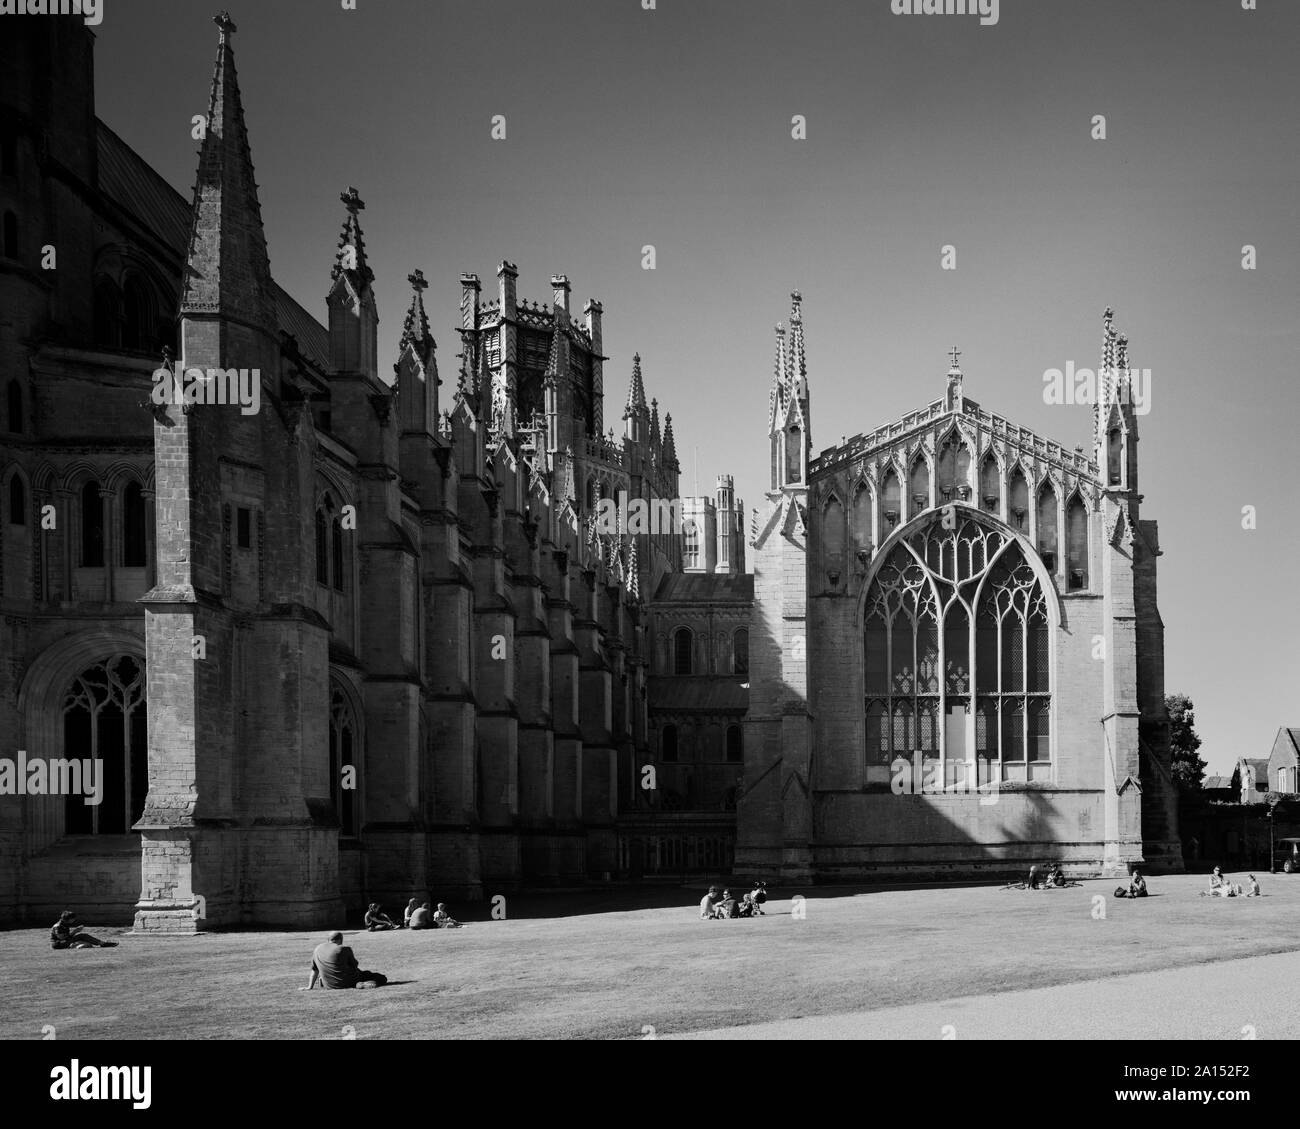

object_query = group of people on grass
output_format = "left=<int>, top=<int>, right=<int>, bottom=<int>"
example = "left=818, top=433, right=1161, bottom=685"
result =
left=1199, top=867, right=1260, bottom=898
left=364, top=899, right=463, bottom=931
left=699, top=882, right=768, bottom=919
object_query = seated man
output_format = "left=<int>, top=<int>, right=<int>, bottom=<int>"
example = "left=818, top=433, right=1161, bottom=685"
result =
left=1246, top=875, right=1261, bottom=897
left=364, top=903, right=398, bottom=931
left=432, top=903, right=463, bottom=928
left=1129, top=870, right=1148, bottom=898
left=717, top=889, right=739, bottom=918
left=304, top=932, right=387, bottom=990
left=699, top=886, right=722, bottom=920
left=1049, top=865, right=1067, bottom=888
left=50, top=911, right=117, bottom=950
left=403, top=898, right=419, bottom=928
left=409, top=902, right=433, bottom=930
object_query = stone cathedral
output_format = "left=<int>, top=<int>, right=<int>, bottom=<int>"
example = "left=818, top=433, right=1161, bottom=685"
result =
left=739, top=305, right=1182, bottom=879
left=0, top=16, right=1178, bottom=931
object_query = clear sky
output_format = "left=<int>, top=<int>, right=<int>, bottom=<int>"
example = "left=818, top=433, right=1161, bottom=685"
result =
left=91, top=0, right=1299, bottom=774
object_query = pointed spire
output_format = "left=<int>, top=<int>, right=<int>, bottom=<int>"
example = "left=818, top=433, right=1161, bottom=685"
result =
left=788, top=290, right=807, bottom=386
left=332, top=186, right=374, bottom=289
left=1097, top=305, right=1120, bottom=443
left=768, top=323, right=789, bottom=432
left=180, top=11, right=275, bottom=331
left=399, top=268, right=435, bottom=365
left=662, top=412, right=679, bottom=469
left=624, top=352, right=647, bottom=418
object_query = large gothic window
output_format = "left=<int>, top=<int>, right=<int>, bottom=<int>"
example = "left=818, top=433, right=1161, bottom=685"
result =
left=864, top=513, right=1052, bottom=788
left=329, top=686, right=358, bottom=837
left=62, top=655, right=147, bottom=836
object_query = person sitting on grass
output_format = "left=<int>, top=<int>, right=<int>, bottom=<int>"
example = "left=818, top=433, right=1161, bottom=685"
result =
left=1202, top=867, right=1240, bottom=898
left=1048, top=864, right=1068, bottom=888
left=717, top=889, right=740, bottom=918
left=1027, top=864, right=1041, bottom=890
left=303, top=931, right=387, bottom=990
left=699, top=886, right=723, bottom=919
left=364, top=902, right=399, bottom=931
left=50, top=910, right=117, bottom=950
left=1128, top=869, right=1148, bottom=898
left=747, top=881, right=768, bottom=914
left=1245, top=875, right=1261, bottom=897
left=432, top=903, right=463, bottom=928
left=409, top=902, right=433, bottom=930
left=403, top=898, right=419, bottom=928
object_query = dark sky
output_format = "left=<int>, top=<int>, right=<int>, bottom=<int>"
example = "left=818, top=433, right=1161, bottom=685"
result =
left=92, top=0, right=1300, bottom=772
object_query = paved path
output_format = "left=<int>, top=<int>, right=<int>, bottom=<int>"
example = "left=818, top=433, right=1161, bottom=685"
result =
left=671, top=949, right=1300, bottom=1039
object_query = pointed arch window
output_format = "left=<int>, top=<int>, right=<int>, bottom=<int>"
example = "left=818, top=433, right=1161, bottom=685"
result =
left=6, top=379, right=21, bottom=433
left=331, top=513, right=345, bottom=592
left=1008, top=466, right=1029, bottom=531
left=863, top=512, right=1052, bottom=786
left=733, top=628, right=749, bottom=676
left=329, top=686, right=359, bottom=837
left=851, top=484, right=872, bottom=559
left=979, top=454, right=1000, bottom=513
left=81, top=481, right=104, bottom=567
left=314, top=507, right=329, bottom=585
left=122, top=481, right=147, bottom=567
left=908, top=457, right=930, bottom=518
left=823, top=496, right=845, bottom=586
left=786, top=426, right=802, bottom=483
left=880, top=468, right=901, bottom=544
left=62, top=655, right=147, bottom=836
left=1066, top=494, right=1088, bottom=590
left=1037, top=481, right=1058, bottom=572
left=8, top=475, right=25, bottom=525
left=937, top=432, right=972, bottom=499
left=674, top=627, right=694, bottom=675
left=1107, top=426, right=1124, bottom=487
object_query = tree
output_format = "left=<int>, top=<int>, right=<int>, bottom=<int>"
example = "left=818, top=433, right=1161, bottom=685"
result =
left=1166, top=693, right=1206, bottom=793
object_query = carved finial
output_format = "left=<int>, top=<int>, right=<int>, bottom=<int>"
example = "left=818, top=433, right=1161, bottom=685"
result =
left=214, top=11, right=236, bottom=37
left=948, top=345, right=962, bottom=369
left=408, top=269, right=427, bottom=292
left=341, top=186, right=365, bottom=214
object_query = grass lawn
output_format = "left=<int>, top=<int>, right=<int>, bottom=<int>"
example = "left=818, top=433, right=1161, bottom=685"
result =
left=5, top=873, right=1297, bottom=1040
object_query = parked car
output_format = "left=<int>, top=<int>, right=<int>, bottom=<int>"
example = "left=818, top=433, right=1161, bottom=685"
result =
left=1275, top=838, right=1300, bottom=873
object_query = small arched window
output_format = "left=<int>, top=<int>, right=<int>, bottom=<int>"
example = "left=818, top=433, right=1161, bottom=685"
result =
left=122, top=481, right=147, bottom=567
left=880, top=468, right=900, bottom=544
left=1066, top=494, right=1088, bottom=590
left=6, top=380, right=21, bottom=433
left=1008, top=466, right=1029, bottom=531
left=314, top=508, right=329, bottom=585
left=9, top=474, right=26, bottom=525
left=661, top=724, right=678, bottom=763
left=2, top=211, right=17, bottom=259
left=726, top=724, right=743, bottom=763
left=908, top=456, right=930, bottom=517
left=1037, top=481, right=1058, bottom=571
left=733, top=628, right=749, bottom=676
left=1107, top=426, right=1124, bottom=487
left=786, top=426, right=801, bottom=483
left=331, top=513, right=345, bottom=592
left=81, top=481, right=105, bottom=567
left=673, top=627, right=693, bottom=675
left=980, top=454, right=1000, bottom=513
